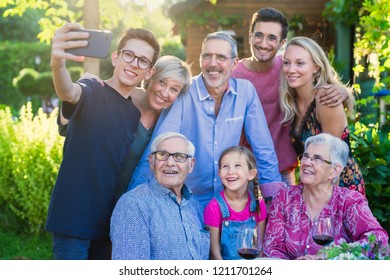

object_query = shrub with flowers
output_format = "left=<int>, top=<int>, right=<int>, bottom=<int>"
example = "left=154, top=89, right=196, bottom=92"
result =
left=325, top=234, right=390, bottom=260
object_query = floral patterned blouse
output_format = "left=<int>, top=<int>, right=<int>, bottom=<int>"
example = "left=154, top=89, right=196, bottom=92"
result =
left=291, top=100, right=365, bottom=195
left=263, top=185, right=388, bottom=260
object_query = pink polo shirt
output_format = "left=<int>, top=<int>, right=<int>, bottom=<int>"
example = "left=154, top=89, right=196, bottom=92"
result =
left=232, top=56, right=297, bottom=172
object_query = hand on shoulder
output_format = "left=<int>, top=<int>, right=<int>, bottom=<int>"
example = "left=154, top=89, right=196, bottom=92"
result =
left=317, top=84, right=349, bottom=107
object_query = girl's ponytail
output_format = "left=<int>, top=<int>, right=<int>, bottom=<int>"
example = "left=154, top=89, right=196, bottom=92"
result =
left=253, top=175, right=263, bottom=216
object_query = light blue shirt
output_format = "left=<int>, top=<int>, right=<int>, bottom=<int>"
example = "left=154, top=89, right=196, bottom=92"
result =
left=110, top=177, right=210, bottom=260
left=129, top=74, right=282, bottom=207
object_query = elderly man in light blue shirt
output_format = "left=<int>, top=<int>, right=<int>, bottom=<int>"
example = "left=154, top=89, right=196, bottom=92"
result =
left=111, top=132, right=209, bottom=260
left=130, top=31, right=284, bottom=207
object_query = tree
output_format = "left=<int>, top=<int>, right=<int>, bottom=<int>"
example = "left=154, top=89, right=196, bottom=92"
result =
left=83, top=0, right=100, bottom=75
left=353, top=0, right=390, bottom=92
left=324, top=0, right=390, bottom=93
left=1, top=0, right=183, bottom=76
left=0, top=0, right=75, bottom=43
left=0, top=7, right=44, bottom=42
left=1, top=0, right=100, bottom=75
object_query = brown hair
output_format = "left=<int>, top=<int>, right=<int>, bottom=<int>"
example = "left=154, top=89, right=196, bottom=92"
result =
left=250, top=7, right=289, bottom=40
left=218, top=146, right=263, bottom=215
left=117, top=28, right=160, bottom=65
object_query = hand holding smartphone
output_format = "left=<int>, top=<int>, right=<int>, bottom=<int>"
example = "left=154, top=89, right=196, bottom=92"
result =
left=66, top=29, right=113, bottom=59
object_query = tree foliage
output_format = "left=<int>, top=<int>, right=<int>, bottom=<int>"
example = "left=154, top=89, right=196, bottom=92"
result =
left=323, top=0, right=390, bottom=93
left=0, top=0, right=75, bottom=44
left=354, top=0, right=390, bottom=92
left=0, top=0, right=180, bottom=44
left=0, top=7, right=43, bottom=42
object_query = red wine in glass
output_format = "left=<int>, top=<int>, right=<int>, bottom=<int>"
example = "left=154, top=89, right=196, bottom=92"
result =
left=236, top=226, right=262, bottom=259
left=312, top=216, right=335, bottom=259
left=313, top=235, right=334, bottom=246
left=238, top=248, right=261, bottom=260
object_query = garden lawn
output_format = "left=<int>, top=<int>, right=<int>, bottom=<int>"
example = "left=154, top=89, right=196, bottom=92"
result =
left=0, top=227, right=52, bottom=260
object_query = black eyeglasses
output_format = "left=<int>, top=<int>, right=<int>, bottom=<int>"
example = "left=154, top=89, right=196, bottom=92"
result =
left=119, top=49, right=152, bottom=69
left=152, top=151, right=192, bottom=163
left=200, top=53, right=235, bottom=63
left=298, top=153, right=332, bottom=165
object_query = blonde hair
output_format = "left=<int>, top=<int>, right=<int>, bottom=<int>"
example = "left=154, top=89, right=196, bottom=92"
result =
left=143, top=55, right=191, bottom=95
left=280, top=36, right=355, bottom=124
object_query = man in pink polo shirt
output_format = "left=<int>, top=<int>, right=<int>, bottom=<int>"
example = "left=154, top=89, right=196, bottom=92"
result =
left=232, top=7, right=348, bottom=186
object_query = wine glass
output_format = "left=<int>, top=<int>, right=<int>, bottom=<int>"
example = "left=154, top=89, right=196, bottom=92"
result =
left=236, top=226, right=262, bottom=260
left=312, top=216, right=335, bottom=260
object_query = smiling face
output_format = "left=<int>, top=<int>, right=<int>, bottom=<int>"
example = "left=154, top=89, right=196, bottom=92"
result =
left=282, top=44, right=319, bottom=92
left=218, top=151, right=257, bottom=193
left=249, top=21, right=285, bottom=63
left=146, top=78, right=183, bottom=110
left=112, top=38, right=155, bottom=90
left=200, top=39, right=238, bottom=92
left=149, top=137, right=195, bottom=192
left=299, top=143, right=334, bottom=186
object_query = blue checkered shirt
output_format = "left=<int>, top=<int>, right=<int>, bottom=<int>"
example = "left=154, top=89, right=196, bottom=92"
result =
left=110, top=177, right=210, bottom=259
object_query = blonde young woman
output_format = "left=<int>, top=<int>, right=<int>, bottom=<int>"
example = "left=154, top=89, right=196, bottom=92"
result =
left=280, top=36, right=365, bottom=195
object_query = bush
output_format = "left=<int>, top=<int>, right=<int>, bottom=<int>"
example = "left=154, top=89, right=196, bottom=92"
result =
left=0, top=41, right=87, bottom=114
left=0, top=42, right=52, bottom=113
left=160, top=36, right=186, bottom=61
left=350, top=121, right=390, bottom=233
left=12, top=68, right=39, bottom=97
left=0, top=103, right=64, bottom=234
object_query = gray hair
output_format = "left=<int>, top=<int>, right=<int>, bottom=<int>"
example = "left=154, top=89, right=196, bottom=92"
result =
left=202, top=31, right=238, bottom=58
left=150, top=132, right=195, bottom=157
left=143, top=55, right=192, bottom=95
left=304, top=133, right=349, bottom=168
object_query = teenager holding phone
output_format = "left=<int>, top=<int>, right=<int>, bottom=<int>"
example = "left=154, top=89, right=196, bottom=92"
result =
left=46, top=22, right=160, bottom=260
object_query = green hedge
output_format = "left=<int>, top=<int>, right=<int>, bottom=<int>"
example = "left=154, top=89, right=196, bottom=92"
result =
left=0, top=41, right=112, bottom=114
left=0, top=103, right=64, bottom=234
left=350, top=121, right=390, bottom=233
left=0, top=41, right=52, bottom=114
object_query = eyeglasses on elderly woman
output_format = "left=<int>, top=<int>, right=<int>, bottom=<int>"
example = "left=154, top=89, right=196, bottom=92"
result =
left=298, top=152, right=332, bottom=165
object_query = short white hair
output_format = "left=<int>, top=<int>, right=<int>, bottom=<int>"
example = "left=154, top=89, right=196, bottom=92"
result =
left=150, top=132, right=195, bottom=156
left=304, top=133, right=349, bottom=168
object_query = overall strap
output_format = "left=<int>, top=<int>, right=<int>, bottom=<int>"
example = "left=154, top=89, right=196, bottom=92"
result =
left=215, top=192, right=230, bottom=219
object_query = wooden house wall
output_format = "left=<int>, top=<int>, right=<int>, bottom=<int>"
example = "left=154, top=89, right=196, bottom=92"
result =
left=172, top=0, right=334, bottom=75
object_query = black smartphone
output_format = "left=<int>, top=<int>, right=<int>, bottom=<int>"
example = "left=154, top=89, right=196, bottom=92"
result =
left=66, top=29, right=113, bottom=59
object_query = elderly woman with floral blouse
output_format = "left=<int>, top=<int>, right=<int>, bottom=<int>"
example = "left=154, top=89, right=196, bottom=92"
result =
left=263, top=133, right=388, bottom=260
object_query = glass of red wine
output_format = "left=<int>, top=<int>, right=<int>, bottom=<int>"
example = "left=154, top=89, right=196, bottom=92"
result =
left=236, top=226, right=262, bottom=260
left=312, top=216, right=335, bottom=260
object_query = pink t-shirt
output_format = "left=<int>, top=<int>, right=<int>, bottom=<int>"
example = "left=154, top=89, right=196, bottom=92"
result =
left=204, top=191, right=267, bottom=230
left=231, top=56, right=297, bottom=171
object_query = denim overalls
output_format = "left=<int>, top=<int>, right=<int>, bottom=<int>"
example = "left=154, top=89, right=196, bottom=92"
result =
left=215, top=191, right=257, bottom=260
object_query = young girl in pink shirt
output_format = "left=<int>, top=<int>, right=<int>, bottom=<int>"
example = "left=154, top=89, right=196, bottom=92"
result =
left=204, top=146, right=267, bottom=259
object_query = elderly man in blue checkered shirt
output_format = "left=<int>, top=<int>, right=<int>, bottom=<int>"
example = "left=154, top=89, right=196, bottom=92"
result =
left=110, top=132, right=210, bottom=260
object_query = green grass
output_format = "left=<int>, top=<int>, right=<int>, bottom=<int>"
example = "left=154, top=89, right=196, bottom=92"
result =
left=0, top=228, right=52, bottom=260
left=0, top=208, right=52, bottom=260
